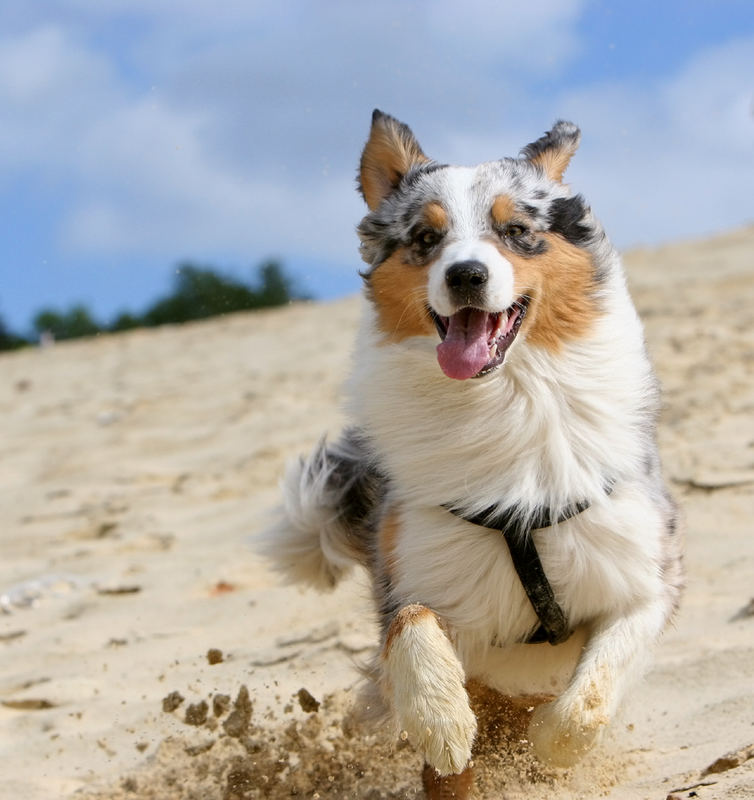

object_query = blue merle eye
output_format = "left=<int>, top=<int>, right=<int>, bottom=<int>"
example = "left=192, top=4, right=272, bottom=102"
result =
left=415, top=229, right=442, bottom=248
left=504, top=224, right=527, bottom=238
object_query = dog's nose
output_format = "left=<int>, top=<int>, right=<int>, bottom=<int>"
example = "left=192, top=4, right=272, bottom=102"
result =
left=445, top=260, right=488, bottom=301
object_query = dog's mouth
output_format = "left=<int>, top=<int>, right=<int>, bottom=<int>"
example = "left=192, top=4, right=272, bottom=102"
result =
left=429, top=297, right=529, bottom=380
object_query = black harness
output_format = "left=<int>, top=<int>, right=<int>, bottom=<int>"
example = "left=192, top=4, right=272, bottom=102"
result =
left=446, top=485, right=613, bottom=646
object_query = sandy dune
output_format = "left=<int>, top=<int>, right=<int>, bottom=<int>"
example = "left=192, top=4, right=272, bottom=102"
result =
left=1, top=226, right=753, bottom=799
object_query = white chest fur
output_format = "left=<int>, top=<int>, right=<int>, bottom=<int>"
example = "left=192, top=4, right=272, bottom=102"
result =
left=348, top=283, right=656, bottom=516
left=390, top=485, right=663, bottom=637
left=347, top=288, right=668, bottom=691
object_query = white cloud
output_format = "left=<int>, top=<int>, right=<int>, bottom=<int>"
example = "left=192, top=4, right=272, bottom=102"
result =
left=0, top=26, right=117, bottom=174
left=552, top=35, right=754, bottom=246
left=660, top=36, right=754, bottom=154
left=416, top=32, right=754, bottom=249
left=1, top=4, right=751, bottom=278
left=63, top=94, right=364, bottom=259
left=2, top=2, right=586, bottom=264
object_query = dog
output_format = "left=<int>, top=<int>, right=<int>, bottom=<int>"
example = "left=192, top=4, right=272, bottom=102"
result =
left=263, top=111, right=683, bottom=798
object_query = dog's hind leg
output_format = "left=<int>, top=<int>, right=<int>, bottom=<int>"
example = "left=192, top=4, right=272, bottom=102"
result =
left=381, top=604, right=477, bottom=778
left=422, top=762, right=474, bottom=799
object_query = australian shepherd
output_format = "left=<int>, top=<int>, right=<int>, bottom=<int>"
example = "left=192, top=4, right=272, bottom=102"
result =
left=263, top=111, right=683, bottom=798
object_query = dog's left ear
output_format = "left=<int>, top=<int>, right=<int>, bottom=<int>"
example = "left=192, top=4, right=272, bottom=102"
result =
left=521, top=121, right=581, bottom=182
left=359, top=109, right=429, bottom=210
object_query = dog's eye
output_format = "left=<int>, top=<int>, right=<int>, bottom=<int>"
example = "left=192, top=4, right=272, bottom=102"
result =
left=415, top=229, right=442, bottom=248
left=504, top=224, right=528, bottom=238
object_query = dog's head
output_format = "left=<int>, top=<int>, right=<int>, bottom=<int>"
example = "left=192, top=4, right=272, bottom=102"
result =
left=357, top=110, right=607, bottom=380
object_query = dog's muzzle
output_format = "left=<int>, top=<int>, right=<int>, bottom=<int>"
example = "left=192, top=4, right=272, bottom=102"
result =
left=444, top=260, right=488, bottom=307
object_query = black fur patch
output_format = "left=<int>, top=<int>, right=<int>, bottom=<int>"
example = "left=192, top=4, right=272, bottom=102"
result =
left=525, top=237, right=548, bottom=256
left=357, top=215, right=402, bottom=272
left=326, top=427, right=386, bottom=546
left=493, top=227, right=548, bottom=257
left=547, top=195, right=593, bottom=247
left=402, top=161, right=448, bottom=189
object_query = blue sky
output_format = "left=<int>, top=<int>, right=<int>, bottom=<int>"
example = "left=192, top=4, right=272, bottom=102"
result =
left=1, top=0, right=753, bottom=334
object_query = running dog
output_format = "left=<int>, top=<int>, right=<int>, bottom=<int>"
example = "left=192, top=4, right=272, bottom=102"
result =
left=263, top=111, right=683, bottom=798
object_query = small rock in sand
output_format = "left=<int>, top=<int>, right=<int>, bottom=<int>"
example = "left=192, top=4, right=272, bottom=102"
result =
left=213, top=693, right=231, bottom=717
left=222, top=685, right=252, bottom=738
left=297, top=688, right=321, bottom=713
left=161, top=690, right=184, bottom=713
left=184, top=700, right=209, bottom=726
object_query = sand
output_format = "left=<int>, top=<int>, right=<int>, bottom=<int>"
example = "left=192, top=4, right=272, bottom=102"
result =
left=1, top=226, right=753, bottom=799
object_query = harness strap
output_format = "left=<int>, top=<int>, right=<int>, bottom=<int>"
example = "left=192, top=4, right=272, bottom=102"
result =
left=446, top=487, right=612, bottom=646
left=501, top=522, right=571, bottom=645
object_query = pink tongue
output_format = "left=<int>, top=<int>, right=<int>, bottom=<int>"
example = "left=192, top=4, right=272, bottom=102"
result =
left=436, top=309, right=492, bottom=380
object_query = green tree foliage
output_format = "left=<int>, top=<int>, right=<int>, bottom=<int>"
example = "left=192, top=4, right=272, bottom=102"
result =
left=141, top=260, right=302, bottom=327
left=18, top=259, right=304, bottom=345
left=33, top=304, right=101, bottom=340
left=257, top=259, right=297, bottom=307
left=142, top=263, right=256, bottom=326
left=110, top=311, right=142, bottom=332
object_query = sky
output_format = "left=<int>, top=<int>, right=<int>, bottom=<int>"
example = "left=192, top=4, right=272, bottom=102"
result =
left=1, top=0, right=753, bottom=334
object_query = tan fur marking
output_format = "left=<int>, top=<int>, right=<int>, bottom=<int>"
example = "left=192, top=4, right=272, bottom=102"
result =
left=423, top=201, right=448, bottom=231
left=360, top=121, right=428, bottom=210
left=368, top=249, right=435, bottom=343
left=529, top=149, right=575, bottom=183
left=506, top=233, right=599, bottom=352
left=490, top=195, right=516, bottom=227
left=383, top=604, right=436, bottom=658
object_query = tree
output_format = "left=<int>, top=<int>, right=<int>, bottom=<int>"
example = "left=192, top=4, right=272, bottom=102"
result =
left=256, top=259, right=295, bottom=307
left=142, top=263, right=258, bottom=325
left=33, top=304, right=101, bottom=340
left=140, top=260, right=303, bottom=327
left=25, top=259, right=307, bottom=341
left=110, top=311, right=142, bottom=332
left=33, top=309, right=65, bottom=337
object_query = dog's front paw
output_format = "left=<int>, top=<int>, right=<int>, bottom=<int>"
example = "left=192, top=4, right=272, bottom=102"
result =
left=384, top=605, right=477, bottom=775
left=401, top=692, right=477, bottom=776
left=527, top=694, right=609, bottom=767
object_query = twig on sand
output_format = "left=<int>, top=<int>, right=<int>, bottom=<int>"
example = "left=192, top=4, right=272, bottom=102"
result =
left=701, top=742, right=754, bottom=776
left=666, top=779, right=717, bottom=798
left=729, top=597, right=754, bottom=622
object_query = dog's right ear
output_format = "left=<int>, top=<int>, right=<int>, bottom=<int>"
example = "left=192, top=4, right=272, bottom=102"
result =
left=359, top=110, right=429, bottom=210
left=521, top=121, right=581, bottom=182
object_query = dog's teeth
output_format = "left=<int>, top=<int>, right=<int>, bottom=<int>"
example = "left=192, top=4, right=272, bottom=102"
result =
left=490, top=343, right=498, bottom=359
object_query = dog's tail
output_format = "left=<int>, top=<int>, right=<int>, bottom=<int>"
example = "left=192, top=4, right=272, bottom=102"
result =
left=259, top=428, right=384, bottom=591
